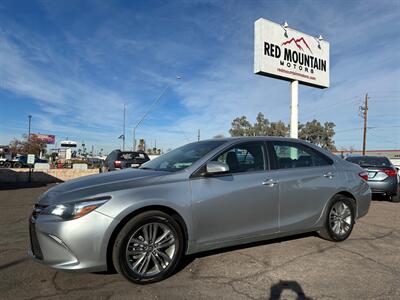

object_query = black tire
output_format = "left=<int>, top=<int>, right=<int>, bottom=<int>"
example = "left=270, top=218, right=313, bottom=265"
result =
left=318, top=195, right=355, bottom=242
left=391, top=194, right=400, bottom=203
left=112, top=210, right=184, bottom=284
left=3, top=162, right=12, bottom=168
left=13, top=162, right=22, bottom=168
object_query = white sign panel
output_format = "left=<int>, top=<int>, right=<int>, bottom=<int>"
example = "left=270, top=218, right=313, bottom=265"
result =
left=27, top=154, right=35, bottom=165
left=254, top=18, right=329, bottom=88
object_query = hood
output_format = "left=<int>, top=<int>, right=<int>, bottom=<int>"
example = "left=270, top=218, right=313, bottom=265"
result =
left=38, top=168, right=169, bottom=205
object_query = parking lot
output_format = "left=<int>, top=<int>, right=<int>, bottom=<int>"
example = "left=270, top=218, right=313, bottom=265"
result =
left=0, top=184, right=399, bottom=300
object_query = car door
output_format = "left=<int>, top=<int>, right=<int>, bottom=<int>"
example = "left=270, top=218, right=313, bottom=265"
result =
left=269, top=141, right=338, bottom=233
left=190, top=141, right=279, bottom=246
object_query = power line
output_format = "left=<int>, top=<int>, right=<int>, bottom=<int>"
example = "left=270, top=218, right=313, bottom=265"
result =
left=301, top=96, right=362, bottom=120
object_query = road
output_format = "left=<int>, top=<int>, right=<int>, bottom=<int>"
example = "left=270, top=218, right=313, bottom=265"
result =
left=0, top=184, right=399, bottom=299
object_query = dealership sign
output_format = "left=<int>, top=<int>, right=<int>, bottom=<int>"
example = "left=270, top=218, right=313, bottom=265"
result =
left=31, top=134, right=56, bottom=144
left=254, top=18, right=329, bottom=88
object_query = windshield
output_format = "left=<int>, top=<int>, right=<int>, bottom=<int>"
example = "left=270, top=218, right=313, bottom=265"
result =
left=140, top=140, right=225, bottom=172
left=346, top=156, right=391, bottom=167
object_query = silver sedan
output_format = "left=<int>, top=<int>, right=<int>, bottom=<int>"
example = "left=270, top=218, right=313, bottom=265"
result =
left=29, top=137, right=371, bottom=283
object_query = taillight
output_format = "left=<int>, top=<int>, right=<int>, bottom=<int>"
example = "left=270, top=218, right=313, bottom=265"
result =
left=359, top=171, right=368, bottom=181
left=382, top=168, right=397, bottom=177
left=114, top=160, right=121, bottom=168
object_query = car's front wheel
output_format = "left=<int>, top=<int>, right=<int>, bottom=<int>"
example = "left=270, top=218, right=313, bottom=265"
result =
left=112, top=210, right=184, bottom=284
left=319, top=195, right=355, bottom=242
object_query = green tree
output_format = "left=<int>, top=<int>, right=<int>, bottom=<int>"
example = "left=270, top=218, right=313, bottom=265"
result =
left=253, top=112, right=269, bottom=135
left=269, top=120, right=289, bottom=137
left=230, top=113, right=288, bottom=137
left=229, top=116, right=254, bottom=136
left=299, top=119, right=336, bottom=151
left=229, top=113, right=335, bottom=150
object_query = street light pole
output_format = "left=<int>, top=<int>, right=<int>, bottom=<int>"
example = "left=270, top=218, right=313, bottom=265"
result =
left=132, top=76, right=181, bottom=150
left=122, top=104, right=126, bottom=151
left=27, top=115, right=32, bottom=183
left=28, top=115, right=32, bottom=143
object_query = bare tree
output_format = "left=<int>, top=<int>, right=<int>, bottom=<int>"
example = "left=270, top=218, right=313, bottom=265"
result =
left=9, top=135, right=47, bottom=156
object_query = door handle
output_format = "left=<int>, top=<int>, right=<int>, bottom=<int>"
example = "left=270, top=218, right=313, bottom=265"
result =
left=262, top=179, right=278, bottom=186
left=323, top=172, right=335, bottom=178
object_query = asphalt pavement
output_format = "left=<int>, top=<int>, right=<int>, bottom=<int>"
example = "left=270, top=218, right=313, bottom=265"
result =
left=0, top=184, right=399, bottom=299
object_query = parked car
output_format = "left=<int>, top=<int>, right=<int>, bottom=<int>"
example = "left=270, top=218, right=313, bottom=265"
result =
left=13, top=155, right=48, bottom=168
left=0, top=157, right=13, bottom=168
left=345, top=156, right=399, bottom=202
left=103, top=150, right=150, bottom=171
left=29, top=137, right=371, bottom=284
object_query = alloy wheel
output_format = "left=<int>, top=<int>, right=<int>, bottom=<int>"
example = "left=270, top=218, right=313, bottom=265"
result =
left=125, top=222, right=177, bottom=276
left=329, top=201, right=352, bottom=236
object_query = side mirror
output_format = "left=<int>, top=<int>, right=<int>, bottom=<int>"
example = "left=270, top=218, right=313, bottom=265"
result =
left=206, top=161, right=229, bottom=175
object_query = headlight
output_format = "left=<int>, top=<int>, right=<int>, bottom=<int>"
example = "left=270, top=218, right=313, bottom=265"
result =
left=41, top=197, right=110, bottom=220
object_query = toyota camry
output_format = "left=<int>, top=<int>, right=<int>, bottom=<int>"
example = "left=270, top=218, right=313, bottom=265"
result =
left=29, top=137, right=371, bottom=284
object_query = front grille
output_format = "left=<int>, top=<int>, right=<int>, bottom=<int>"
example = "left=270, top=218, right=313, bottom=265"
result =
left=29, top=219, right=43, bottom=260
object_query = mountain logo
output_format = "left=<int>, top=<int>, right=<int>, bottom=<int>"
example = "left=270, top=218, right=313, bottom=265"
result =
left=282, top=37, right=313, bottom=54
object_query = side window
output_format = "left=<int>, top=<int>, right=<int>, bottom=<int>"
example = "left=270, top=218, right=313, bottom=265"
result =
left=273, top=142, right=331, bottom=169
left=213, top=142, right=266, bottom=173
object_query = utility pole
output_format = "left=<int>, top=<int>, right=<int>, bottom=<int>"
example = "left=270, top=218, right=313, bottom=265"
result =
left=197, top=129, right=200, bottom=141
left=360, top=93, right=369, bottom=155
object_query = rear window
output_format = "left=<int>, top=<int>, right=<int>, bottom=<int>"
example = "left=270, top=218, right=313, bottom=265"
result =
left=118, top=152, right=147, bottom=160
left=346, top=156, right=391, bottom=167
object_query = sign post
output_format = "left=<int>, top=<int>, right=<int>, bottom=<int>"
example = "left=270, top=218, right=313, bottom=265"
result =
left=254, top=18, right=330, bottom=138
left=290, top=80, right=299, bottom=138
left=27, top=154, right=35, bottom=165
left=27, top=154, right=35, bottom=183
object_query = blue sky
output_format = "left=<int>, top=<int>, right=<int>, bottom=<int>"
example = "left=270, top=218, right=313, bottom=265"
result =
left=0, top=0, right=399, bottom=153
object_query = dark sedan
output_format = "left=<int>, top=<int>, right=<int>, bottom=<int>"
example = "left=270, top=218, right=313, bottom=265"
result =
left=345, top=156, right=399, bottom=202
left=103, top=150, right=150, bottom=171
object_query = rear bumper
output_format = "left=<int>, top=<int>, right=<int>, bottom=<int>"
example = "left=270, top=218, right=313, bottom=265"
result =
left=368, top=177, right=398, bottom=195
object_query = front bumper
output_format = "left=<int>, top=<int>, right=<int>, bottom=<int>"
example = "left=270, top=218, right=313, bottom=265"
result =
left=29, top=210, right=117, bottom=272
left=368, top=177, right=398, bottom=195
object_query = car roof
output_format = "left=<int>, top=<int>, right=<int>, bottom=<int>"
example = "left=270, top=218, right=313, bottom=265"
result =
left=346, top=155, right=388, bottom=159
left=199, top=136, right=306, bottom=143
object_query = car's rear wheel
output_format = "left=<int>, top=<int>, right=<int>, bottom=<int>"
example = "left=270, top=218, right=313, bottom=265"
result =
left=390, top=194, right=400, bottom=203
left=13, top=162, right=22, bottom=168
left=3, top=162, right=12, bottom=168
left=112, top=210, right=184, bottom=284
left=319, top=195, right=355, bottom=241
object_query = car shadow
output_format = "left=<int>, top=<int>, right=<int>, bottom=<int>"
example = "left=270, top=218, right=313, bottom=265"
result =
left=92, top=232, right=317, bottom=277
left=175, top=232, right=316, bottom=274
left=372, top=192, right=399, bottom=202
